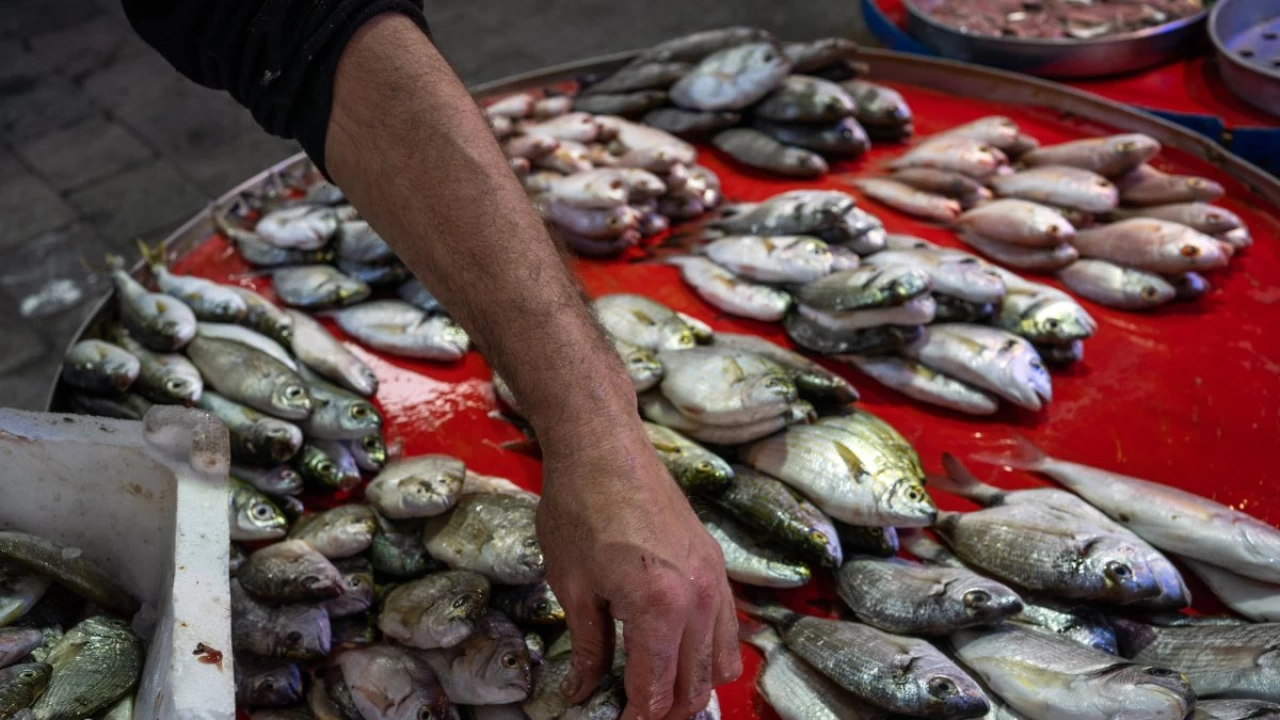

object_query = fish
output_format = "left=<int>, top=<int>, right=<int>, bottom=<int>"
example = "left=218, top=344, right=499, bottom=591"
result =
left=0, top=566, right=49, bottom=629
left=238, top=539, right=344, bottom=604
left=233, top=286, right=295, bottom=345
left=1058, top=259, right=1176, bottom=310
left=0, top=629, right=43, bottom=671
left=0, top=663, right=50, bottom=719
left=334, top=220, right=394, bottom=265
left=985, top=266, right=1098, bottom=344
left=752, top=116, right=870, bottom=156
left=902, top=324, right=1051, bottom=411
left=522, top=655, right=572, bottom=720
left=991, top=166, right=1119, bottom=213
left=796, top=295, right=938, bottom=333
left=1112, top=202, right=1242, bottom=235
left=486, top=93, right=535, bottom=119
left=666, top=256, right=793, bottom=321
left=711, top=332, right=858, bottom=404
left=841, top=80, right=912, bottom=127
left=333, top=645, right=452, bottom=720
left=532, top=96, right=571, bottom=119
left=106, top=325, right=204, bottom=405
left=397, top=278, right=444, bottom=315
left=890, top=137, right=1006, bottom=179
left=344, top=435, right=387, bottom=475
left=66, top=391, right=152, bottom=420
left=199, top=390, right=303, bottom=466
left=712, top=464, right=842, bottom=567
left=932, top=116, right=1021, bottom=150
left=641, top=392, right=811, bottom=446
left=563, top=673, right=626, bottom=720
left=1181, top=558, right=1280, bottom=623
left=821, top=206, right=888, bottom=253
left=423, top=494, right=544, bottom=585
left=847, top=178, right=961, bottom=223
left=973, top=436, right=1280, bottom=584
left=229, top=479, right=289, bottom=542
left=572, top=90, right=667, bottom=117
left=107, top=260, right=199, bottom=355
left=291, top=441, right=354, bottom=491
left=328, top=301, right=470, bottom=360
left=708, top=189, right=855, bottom=236
left=0, top=533, right=136, bottom=619
left=1217, top=227, right=1252, bottom=251
left=741, top=601, right=989, bottom=718
left=640, top=421, right=735, bottom=494
left=1192, top=700, right=1280, bottom=720
left=794, top=264, right=932, bottom=312
left=712, top=128, right=829, bottom=178
left=755, top=74, right=857, bottom=123
left=366, top=455, right=466, bottom=520
left=231, top=579, right=331, bottom=661
left=669, top=42, right=791, bottom=111
left=1070, top=218, right=1228, bottom=274
left=335, top=258, right=410, bottom=288
left=214, top=212, right=336, bottom=268
left=255, top=205, right=342, bottom=250
left=519, top=113, right=604, bottom=144
left=745, top=625, right=889, bottom=720
left=186, top=334, right=312, bottom=419
left=379, top=571, right=491, bottom=650
left=602, top=116, right=698, bottom=167
left=418, top=610, right=532, bottom=705
left=490, top=583, right=564, bottom=626
left=289, top=505, right=377, bottom=559
left=957, top=231, right=1080, bottom=272
left=641, top=107, right=741, bottom=138
left=31, top=616, right=141, bottom=720
left=782, top=37, right=860, bottom=72
left=956, top=199, right=1076, bottom=248
left=703, top=235, right=835, bottom=284
left=370, top=512, right=437, bottom=580
left=933, top=296, right=995, bottom=323
left=699, top=505, right=811, bottom=587
left=140, top=250, right=248, bottom=324
left=272, top=265, right=371, bottom=310
left=656, top=346, right=798, bottom=427
left=532, top=144, right=591, bottom=175
left=1014, top=596, right=1119, bottom=655
left=197, top=322, right=296, bottom=369
left=531, top=169, right=630, bottom=209
left=236, top=656, right=304, bottom=708
left=504, top=136, right=560, bottom=161
left=1021, top=134, right=1161, bottom=177
left=744, top=411, right=935, bottom=526
left=952, top=624, right=1195, bottom=720
left=586, top=61, right=692, bottom=95
left=60, top=340, right=139, bottom=394
left=861, top=249, right=1005, bottom=305
left=635, top=26, right=774, bottom=64
left=1112, top=618, right=1280, bottom=702
left=891, top=168, right=991, bottom=204
left=835, top=554, right=1023, bottom=635
left=838, top=355, right=999, bottom=416
left=784, top=314, right=922, bottom=355
left=297, top=369, right=382, bottom=441
left=609, top=336, right=664, bottom=392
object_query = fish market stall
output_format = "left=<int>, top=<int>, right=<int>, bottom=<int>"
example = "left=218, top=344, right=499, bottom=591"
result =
left=40, top=42, right=1280, bottom=720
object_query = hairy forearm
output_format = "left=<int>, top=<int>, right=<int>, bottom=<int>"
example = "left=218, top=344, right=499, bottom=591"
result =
left=325, top=16, right=636, bottom=444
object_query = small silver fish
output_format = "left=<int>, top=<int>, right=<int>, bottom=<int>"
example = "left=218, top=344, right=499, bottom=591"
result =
left=667, top=256, right=793, bottom=321
left=544, top=202, right=640, bottom=239
left=957, top=199, right=1076, bottom=248
left=593, top=294, right=695, bottom=351
left=366, top=455, right=466, bottom=519
left=1112, top=202, right=1242, bottom=235
left=254, top=204, right=341, bottom=250
left=848, top=178, right=961, bottom=223
left=143, top=249, right=249, bottom=323
left=891, top=137, right=1007, bottom=179
left=485, top=93, right=535, bottom=119
left=272, top=265, right=371, bottom=310
left=233, top=285, right=295, bottom=345
left=712, top=331, right=858, bottom=403
left=519, top=112, right=602, bottom=143
left=838, top=355, right=999, bottom=416
left=985, top=266, right=1098, bottom=344
left=1116, top=165, right=1224, bottom=205
left=932, top=116, right=1021, bottom=150
left=746, top=625, right=889, bottom=720
left=755, top=74, right=857, bottom=123
left=423, top=494, right=544, bottom=584
left=335, top=220, right=394, bottom=265
left=640, top=420, right=735, bottom=493
left=656, top=346, right=798, bottom=427
left=504, top=135, right=559, bottom=160
left=571, top=90, right=667, bottom=117
left=197, top=322, right=296, bottom=369
left=903, top=324, right=1051, bottom=411
left=862, top=248, right=1005, bottom=305
left=1021, top=133, right=1161, bottom=177
left=1112, top=618, right=1280, bottom=702
left=1059, top=259, right=1176, bottom=310
left=297, top=368, right=382, bottom=440
left=198, top=390, right=303, bottom=465
left=841, top=79, right=912, bottom=127
left=641, top=107, right=741, bottom=138
left=229, top=479, right=288, bottom=542
left=397, top=278, right=444, bottom=315
left=334, top=644, right=453, bottom=720
left=957, top=231, right=1080, bottom=272
left=378, top=570, right=491, bottom=649
left=797, top=295, right=937, bottom=333
left=417, top=610, right=532, bottom=705
left=231, top=579, right=330, bottom=661
left=328, top=300, right=470, bottom=360
left=586, top=61, right=692, bottom=94
left=710, top=189, right=854, bottom=236
left=752, top=116, right=870, bottom=156
left=61, top=340, right=139, bottom=394
left=641, top=391, right=810, bottom=445
left=991, top=166, right=1119, bottom=213
left=605, top=115, right=698, bottom=166
left=703, top=235, right=834, bottom=284
left=794, top=264, right=932, bottom=312
left=1181, top=558, right=1280, bottom=623
left=109, top=258, right=197, bottom=352
left=699, top=506, right=811, bottom=587
left=233, top=464, right=303, bottom=497
left=288, top=505, right=377, bottom=559
left=669, top=42, right=791, bottom=111
left=836, top=554, right=1023, bottom=634
left=1192, top=699, right=1280, bottom=720
left=891, top=167, right=991, bottom=203
left=186, top=334, right=312, bottom=419
left=785, top=314, right=922, bottom=355
left=1070, top=218, right=1228, bottom=274
left=713, top=128, right=828, bottom=178
left=287, top=310, right=378, bottom=397
left=238, top=539, right=344, bottom=604
left=30, top=616, right=142, bottom=720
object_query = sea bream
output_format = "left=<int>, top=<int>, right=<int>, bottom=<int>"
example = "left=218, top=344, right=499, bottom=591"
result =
left=901, top=324, right=1051, bottom=411
left=669, top=42, right=792, bottom=111
left=1112, top=618, right=1280, bottom=702
left=656, top=346, right=798, bottom=427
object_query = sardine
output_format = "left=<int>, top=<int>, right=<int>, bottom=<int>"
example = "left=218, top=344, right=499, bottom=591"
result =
left=233, top=285, right=295, bottom=345
left=902, top=324, right=1051, bottom=411
left=656, top=346, right=798, bottom=426
left=957, top=231, right=1079, bottom=271
left=861, top=249, right=1005, bottom=305
left=712, top=128, right=828, bottom=178
left=0, top=662, right=50, bottom=719
left=1059, top=259, right=1176, bottom=310
left=795, top=264, right=932, bottom=312
left=785, top=314, right=922, bottom=355
left=229, top=479, right=288, bottom=542
left=109, top=258, right=197, bottom=352
left=699, top=506, right=811, bottom=587
left=423, top=494, right=544, bottom=585
left=490, top=583, right=564, bottom=626
left=666, top=256, right=793, bottom=321
left=711, top=331, right=858, bottom=403
left=745, top=625, right=887, bottom=720
left=417, top=610, right=532, bottom=704
left=593, top=294, right=695, bottom=351
left=32, top=616, right=141, bottom=720
left=379, top=571, right=491, bottom=649
left=197, top=322, right=296, bottom=369
left=841, top=80, right=912, bottom=127
left=1022, top=134, right=1161, bottom=177
left=603, top=115, right=698, bottom=167
left=848, top=178, right=961, bottom=222
left=366, top=455, right=466, bottom=519
left=669, top=42, right=791, bottom=111
left=199, top=389, right=301, bottom=466
left=753, top=116, right=869, bottom=156
left=345, top=434, right=388, bottom=474
left=1113, top=618, right=1280, bottom=701
left=328, top=301, right=470, bottom=360
left=102, top=331, right=200, bottom=405
left=289, top=505, right=377, bottom=559
left=741, top=601, right=989, bottom=718
left=236, top=656, right=303, bottom=708
left=742, top=412, right=935, bottom=526
left=957, top=199, right=1076, bottom=248
left=519, top=113, right=603, bottom=143
left=0, top=533, right=136, bottom=618
left=239, top=539, right=344, bottom=604
left=215, top=212, right=336, bottom=268
left=485, top=93, right=535, bottom=119
left=231, top=579, right=330, bottom=661
left=60, top=340, right=139, bottom=394
left=839, top=355, right=999, bottom=415
left=295, top=441, right=361, bottom=492
left=187, top=334, right=312, bottom=419
left=1070, top=218, right=1228, bottom=274
left=254, top=205, right=342, bottom=250
left=1181, top=558, right=1280, bottom=623
left=335, top=644, right=452, bottom=720
left=952, top=624, right=1195, bottom=720
left=640, top=421, right=734, bottom=494
left=836, top=554, right=1022, bottom=634
left=991, top=166, right=1119, bottom=213
left=709, top=189, right=855, bottom=236
left=703, top=235, right=834, bottom=284
left=641, top=392, right=809, bottom=445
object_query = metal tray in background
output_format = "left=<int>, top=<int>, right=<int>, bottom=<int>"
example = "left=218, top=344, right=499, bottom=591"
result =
left=905, top=0, right=1208, bottom=78
left=1211, top=0, right=1280, bottom=118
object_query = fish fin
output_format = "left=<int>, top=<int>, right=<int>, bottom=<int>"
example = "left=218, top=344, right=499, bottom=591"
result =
left=734, top=594, right=798, bottom=629
left=738, top=621, right=782, bottom=655
left=725, top=357, right=747, bottom=384
left=833, top=441, right=866, bottom=480
left=630, top=309, right=656, bottom=326
left=135, top=237, right=165, bottom=271
left=969, top=434, right=1050, bottom=473
left=928, top=454, right=1006, bottom=506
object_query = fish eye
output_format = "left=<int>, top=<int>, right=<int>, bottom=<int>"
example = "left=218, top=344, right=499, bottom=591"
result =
left=928, top=677, right=958, bottom=698
left=18, top=670, right=38, bottom=680
left=1106, top=561, right=1133, bottom=580
left=301, top=574, right=321, bottom=588
left=1180, top=244, right=1201, bottom=258
left=350, top=405, right=370, bottom=419
left=252, top=504, right=273, bottom=520
left=285, top=386, right=305, bottom=399
left=1141, top=286, right=1159, bottom=300
left=695, top=461, right=716, bottom=474
left=523, top=538, right=539, bottom=549
left=765, top=377, right=788, bottom=388
left=1095, top=178, right=1111, bottom=187
left=500, top=652, right=520, bottom=668
left=286, top=630, right=303, bottom=647
left=1044, top=318, right=1060, bottom=330
left=418, top=709, right=436, bottom=720
left=762, top=51, right=776, bottom=62
left=1146, top=667, right=1180, bottom=677
left=1047, top=225, right=1062, bottom=237
left=905, top=487, right=924, bottom=502
left=535, top=601, right=550, bottom=614
left=452, top=594, right=471, bottom=609
left=809, top=530, right=829, bottom=545
left=166, top=378, right=186, bottom=392
left=963, top=589, right=991, bottom=607
left=318, top=461, right=336, bottom=475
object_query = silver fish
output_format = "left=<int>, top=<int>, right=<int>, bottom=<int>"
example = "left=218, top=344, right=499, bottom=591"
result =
left=366, top=455, right=466, bottom=520
left=710, top=189, right=855, bottom=236
left=31, top=616, right=142, bottom=720
left=1014, top=596, right=1119, bottom=655
left=755, top=75, right=857, bottom=123
left=296, top=369, right=381, bottom=441
left=346, top=433, right=388, bottom=473
left=289, top=505, right=377, bottom=559
left=985, top=266, right=1098, bottom=344
left=334, top=219, right=394, bottom=264
left=288, top=310, right=378, bottom=397
left=214, top=212, right=336, bottom=268
left=640, top=420, right=735, bottom=493
left=571, top=90, right=667, bottom=117
left=675, top=311, right=714, bottom=343
left=229, top=479, right=288, bottom=542
left=952, top=624, right=1194, bottom=720
left=335, top=257, right=410, bottom=288
left=397, top=278, right=444, bottom=315
left=656, top=346, right=798, bottom=427
left=186, top=334, right=312, bottom=419
left=1192, top=700, right=1280, bottom=720
left=698, top=506, right=811, bottom=588
left=933, top=116, right=1021, bottom=150
left=1181, top=558, right=1280, bottom=623
left=593, top=294, right=695, bottom=351
left=891, top=168, right=992, bottom=207
left=666, top=256, right=793, bottom=321
left=973, top=437, right=1280, bottom=584
left=641, top=391, right=811, bottom=446
left=891, top=137, right=1006, bottom=179
left=957, top=231, right=1079, bottom=272
left=544, top=202, right=639, bottom=239
left=1070, top=218, right=1228, bottom=274
left=741, top=602, right=989, bottom=718
left=745, top=625, right=889, bottom=720
left=636, top=26, right=774, bottom=64
left=198, top=391, right=303, bottom=465
left=423, top=494, right=543, bottom=585
left=239, top=539, right=343, bottom=605
left=234, top=464, right=303, bottom=497
left=255, top=205, right=341, bottom=250
left=797, top=295, right=937, bottom=333
left=757, top=116, right=869, bottom=158
left=902, top=323, right=1051, bottom=411
left=1059, top=259, right=1176, bottom=310
left=641, top=107, right=741, bottom=138
left=144, top=253, right=248, bottom=323
left=335, top=644, right=452, bottom=720
left=485, top=93, right=535, bottom=119
left=957, top=200, right=1076, bottom=248
left=848, top=178, right=961, bottom=222
left=785, top=315, right=922, bottom=356
left=109, top=259, right=197, bottom=351
left=532, top=169, right=629, bottom=209
left=1022, top=134, right=1161, bottom=177
left=603, top=115, right=698, bottom=167
left=704, top=235, right=834, bottom=284
left=743, top=411, right=935, bottom=526
left=841, top=80, right=912, bottom=127
left=782, top=37, right=860, bottom=72
left=1112, top=202, right=1242, bottom=235
left=272, top=265, right=371, bottom=310
left=0, top=629, right=42, bottom=670
left=669, top=42, right=791, bottom=111
left=370, top=512, right=438, bottom=581
left=713, top=128, right=828, bottom=178
left=1112, top=619, right=1280, bottom=702
left=533, top=143, right=592, bottom=175
left=379, top=570, right=490, bottom=650
left=836, top=554, right=1023, bottom=634
left=504, top=135, right=559, bottom=161
left=862, top=249, right=1005, bottom=305
left=236, top=656, right=303, bottom=708
left=0, top=566, right=49, bottom=629
left=795, top=264, right=932, bottom=312
left=519, top=113, right=602, bottom=143
left=0, top=661, right=50, bottom=718
left=233, top=285, right=295, bottom=345
left=712, top=331, right=858, bottom=403
left=197, top=322, right=296, bottom=369
left=418, top=610, right=532, bottom=705
left=991, top=166, right=1119, bottom=213
left=61, top=340, right=139, bottom=394
left=295, top=441, right=361, bottom=492
left=586, top=61, right=692, bottom=94
left=1217, top=226, right=1252, bottom=250
left=838, top=355, right=999, bottom=416
left=231, top=579, right=331, bottom=661
left=328, top=300, right=470, bottom=360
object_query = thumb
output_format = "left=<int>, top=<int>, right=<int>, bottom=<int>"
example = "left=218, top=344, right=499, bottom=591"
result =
left=559, top=584, right=615, bottom=704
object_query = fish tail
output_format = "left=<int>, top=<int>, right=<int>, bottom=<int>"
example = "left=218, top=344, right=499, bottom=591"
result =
left=970, top=434, right=1050, bottom=473
left=135, top=237, right=165, bottom=271
left=734, top=595, right=797, bottom=629
left=928, top=454, right=1005, bottom=505
left=739, top=621, right=782, bottom=655
left=899, top=529, right=954, bottom=564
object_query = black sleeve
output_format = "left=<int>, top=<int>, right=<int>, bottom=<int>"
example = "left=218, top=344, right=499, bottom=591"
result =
left=122, top=0, right=429, bottom=177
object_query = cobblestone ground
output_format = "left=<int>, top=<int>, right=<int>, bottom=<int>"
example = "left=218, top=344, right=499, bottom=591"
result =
left=0, top=0, right=871, bottom=409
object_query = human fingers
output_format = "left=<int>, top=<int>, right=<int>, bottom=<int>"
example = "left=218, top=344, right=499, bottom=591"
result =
left=558, top=581, right=615, bottom=704
left=710, top=574, right=743, bottom=686
left=662, top=567, right=719, bottom=719
left=619, top=574, right=688, bottom=720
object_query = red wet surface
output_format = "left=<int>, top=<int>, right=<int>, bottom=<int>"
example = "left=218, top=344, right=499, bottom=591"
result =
left=188, top=82, right=1280, bottom=720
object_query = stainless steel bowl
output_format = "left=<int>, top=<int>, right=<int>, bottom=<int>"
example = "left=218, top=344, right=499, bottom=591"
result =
left=905, top=0, right=1208, bottom=78
left=1210, top=0, right=1280, bottom=118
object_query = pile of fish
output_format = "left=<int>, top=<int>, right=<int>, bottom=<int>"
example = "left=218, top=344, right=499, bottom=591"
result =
left=913, top=0, right=1204, bottom=40
left=851, top=120, right=1244, bottom=313
left=483, top=100, right=723, bottom=256
left=0, top=530, right=144, bottom=720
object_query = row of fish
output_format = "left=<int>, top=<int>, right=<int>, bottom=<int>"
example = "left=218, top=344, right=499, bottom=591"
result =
left=0, top=531, right=143, bottom=720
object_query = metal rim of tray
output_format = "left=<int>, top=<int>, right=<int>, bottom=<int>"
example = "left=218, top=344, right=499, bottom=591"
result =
left=44, top=46, right=1280, bottom=411
left=902, top=0, right=1208, bottom=49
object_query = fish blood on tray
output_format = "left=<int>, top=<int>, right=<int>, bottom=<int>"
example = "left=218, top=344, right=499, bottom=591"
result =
left=50, top=24, right=1280, bottom=720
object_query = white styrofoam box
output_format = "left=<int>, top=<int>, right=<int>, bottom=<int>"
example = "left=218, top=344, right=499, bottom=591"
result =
left=0, top=406, right=235, bottom=720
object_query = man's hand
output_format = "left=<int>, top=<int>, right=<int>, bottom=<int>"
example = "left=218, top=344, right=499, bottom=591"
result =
left=539, top=419, right=742, bottom=720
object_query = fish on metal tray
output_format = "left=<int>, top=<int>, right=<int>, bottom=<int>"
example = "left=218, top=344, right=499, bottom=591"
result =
left=233, top=285, right=295, bottom=345
left=753, top=116, right=869, bottom=157
left=640, top=107, right=740, bottom=138
left=186, top=334, right=312, bottom=419
left=754, top=75, right=857, bottom=123
left=698, top=506, right=811, bottom=588
left=784, top=314, right=922, bottom=355
left=902, top=324, right=1051, bottom=411
left=668, top=42, right=791, bottom=111
left=956, top=199, right=1076, bottom=248
left=641, top=421, right=734, bottom=494
left=272, top=265, right=371, bottom=310
left=846, top=178, right=961, bottom=223
left=1180, top=558, right=1280, bottom=623
left=795, top=263, right=932, bottom=312
left=327, top=300, right=470, bottom=361
left=1058, top=259, right=1176, bottom=310
left=931, top=116, right=1021, bottom=150
left=991, top=166, right=1119, bottom=213
left=1112, top=618, right=1280, bottom=702
left=1069, top=218, right=1228, bottom=274
left=712, top=128, right=828, bottom=178
left=296, top=370, right=382, bottom=441
left=572, top=90, right=667, bottom=117
left=60, top=340, right=139, bottom=395
left=199, top=391, right=302, bottom=465
left=710, top=464, right=842, bottom=568
left=703, top=234, right=835, bottom=284
left=238, top=539, right=344, bottom=604
left=593, top=294, right=696, bottom=351
left=288, top=310, right=378, bottom=397
left=861, top=248, right=1005, bottom=305
left=196, top=322, right=296, bottom=369
left=229, top=479, right=288, bottom=542
left=841, top=79, right=912, bottom=127
left=956, top=231, right=1079, bottom=272
left=707, top=189, right=855, bottom=236
left=838, top=355, right=999, bottom=416
left=796, top=295, right=937, bottom=333
left=890, top=137, right=1007, bottom=179
left=656, top=346, right=798, bottom=427
left=711, top=331, right=858, bottom=404
left=139, top=243, right=248, bottom=323
left=666, top=256, right=793, bottom=322
left=108, top=257, right=197, bottom=352
left=1111, top=202, right=1242, bottom=235
left=1021, top=133, right=1161, bottom=177
left=254, top=204, right=344, bottom=250
left=640, top=392, right=811, bottom=446
left=744, top=625, right=890, bottom=720
left=584, top=61, right=691, bottom=94
left=781, top=37, right=859, bottom=73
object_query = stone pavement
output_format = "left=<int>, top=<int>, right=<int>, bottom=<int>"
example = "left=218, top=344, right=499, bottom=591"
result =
left=0, top=0, right=870, bottom=410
